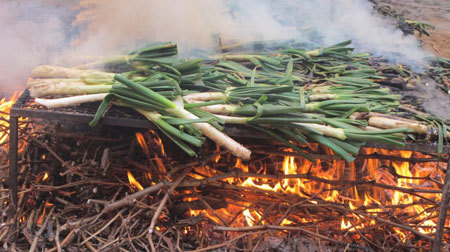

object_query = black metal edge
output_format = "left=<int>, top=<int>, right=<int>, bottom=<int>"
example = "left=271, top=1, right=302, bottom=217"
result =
left=11, top=107, right=155, bottom=129
left=11, top=90, right=155, bottom=129
left=363, top=142, right=450, bottom=155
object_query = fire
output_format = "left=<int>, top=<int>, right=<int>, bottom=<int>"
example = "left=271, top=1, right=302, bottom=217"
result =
left=341, top=218, right=355, bottom=231
left=36, top=208, right=46, bottom=225
left=45, top=200, right=54, bottom=207
left=243, top=209, right=262, bottom=227
left=0, top=92, right=21, bottom=146
left=189, top=209, right=222, bottom=224
left=362, top=149, right=443, bottom=236
left=280, top=218, right=293, bottom=226
left=239, top=155, right=339, bottom=199
left=149, top=130, right=165, bottom=157
left=127, top=170, right=144, bottom=191
left=136, top=131, right=168, bottom=178
left=214, top=144, right=221, bottom=163
left=0, top=91, right=29, bottom=154
left=136, top=132, right=150, bottom=158
left=42, top=172, right=49, bottom=181
left=36, top=200, right=54, bottom=225
left=186, top=147, right=446, bottom=242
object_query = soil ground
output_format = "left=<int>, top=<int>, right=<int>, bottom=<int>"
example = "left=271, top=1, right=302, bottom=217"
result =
left=376, top=0, right=450, bottom=58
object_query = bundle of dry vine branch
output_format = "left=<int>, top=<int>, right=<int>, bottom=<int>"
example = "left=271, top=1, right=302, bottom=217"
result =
left=1, top=118, right=448, bottom=251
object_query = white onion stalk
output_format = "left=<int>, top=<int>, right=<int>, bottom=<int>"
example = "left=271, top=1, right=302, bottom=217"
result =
left=31, top=65, right=115, bottom=79
left=27, top=78, right=83, bottom=88
left=295, top=123, right=347, bottom=140
left=30, top=83, right=112, bottom=98
left=194, top=104, right=239, bottom=114
left=27, top=78, right=113, bottom=88
left=308, top=93, right=337, bottom=101
left=213, top=115, right=250, bottom=124
left=36, top=94, right=108, bottom=108
left=170, top=97, right=251, bottom=160
left=368, top=116, right=450, bottom=139
left=183, top=92, right=227, bottom=103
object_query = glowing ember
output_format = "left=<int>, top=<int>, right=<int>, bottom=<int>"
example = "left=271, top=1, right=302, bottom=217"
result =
left=341, top=218, right=354, bottom=231
left=42, top=172, right=49, bottom=181
left=45, top=200, right=54, bottom=207
left=127, top=170, right=144, bottom=191
left=280, top=218, right=293, bottom=226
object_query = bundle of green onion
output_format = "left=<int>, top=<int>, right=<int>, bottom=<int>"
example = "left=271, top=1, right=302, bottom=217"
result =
left=28, top=41, right=449, bottom=161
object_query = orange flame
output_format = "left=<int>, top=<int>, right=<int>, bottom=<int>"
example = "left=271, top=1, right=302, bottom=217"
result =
left=243, top=209, right=262, bottom=227
left=36, top=208, right=46, bottom=225
left=187, top=147, right=446, bottom=240
left=45, top=200, right=54, bottom=207
left=150, top=130, right=166, bottom=157
left=0, top=92, right=21, bottom=146
left=36, top=200, right=54, bottom=225
left=42, top=172, right=49, bottom=182
left=136, top=132, right=150, bottom=158
left=0, top=91, right=29, bottom=154
left=214, top=144, right=221, bottom=163
left=127, top=170, right=144, bottom=191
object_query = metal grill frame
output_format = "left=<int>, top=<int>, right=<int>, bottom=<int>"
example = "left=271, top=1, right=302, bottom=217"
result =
left=10, top=89, right=155, bottom=128
left=7, top=90, right=449, bottom=215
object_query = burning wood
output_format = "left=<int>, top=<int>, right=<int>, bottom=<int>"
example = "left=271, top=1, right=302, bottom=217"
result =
left=2, top=114, right=448, bottom=250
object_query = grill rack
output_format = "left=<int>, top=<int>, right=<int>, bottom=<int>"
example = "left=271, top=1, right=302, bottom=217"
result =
left=7, top=90, right=449, bottom=215
left=10, top=89, right=154, bottom=128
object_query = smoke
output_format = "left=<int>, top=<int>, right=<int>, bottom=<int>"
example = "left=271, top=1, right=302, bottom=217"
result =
left=71, top=0, right=298, bottom=56
left=76, top=0, right=429, bottom=65
left=415, top=80, right=450, bottom=121
left=272, top=0, right=431, bottom=68
left=0, top=0, right=431, bottom=95
left=0, top=0, right=78, bottom=95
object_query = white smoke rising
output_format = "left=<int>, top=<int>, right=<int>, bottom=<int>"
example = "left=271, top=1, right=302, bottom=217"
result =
left=71, top=0, right=427, bottom=65
left=68, top=0, right=433, bottom=66
left=71, top=0, right=298, bottom=56
left=0, top=0, right=432, bottom=95
left=0, top=0, right=77, bottom=95
left=272, top=0, right=430, bottom=68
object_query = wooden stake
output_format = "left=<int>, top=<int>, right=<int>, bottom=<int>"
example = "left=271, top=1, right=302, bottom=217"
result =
left=432, top=156, right=450, bottom=252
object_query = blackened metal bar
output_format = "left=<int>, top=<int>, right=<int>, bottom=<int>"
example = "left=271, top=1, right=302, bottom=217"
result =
left=8, top=116, right=18, bottom=216
left=432, top=156, right=450, bottom=252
